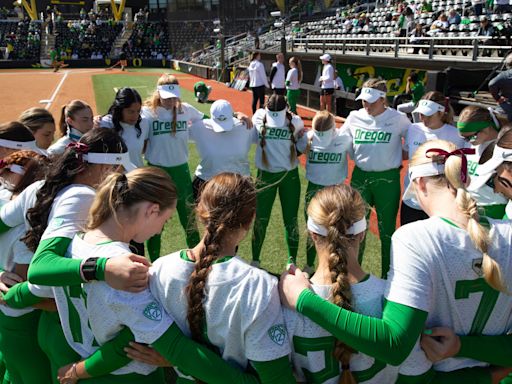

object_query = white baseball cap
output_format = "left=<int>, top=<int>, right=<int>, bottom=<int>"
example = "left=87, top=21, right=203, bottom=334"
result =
left=209, top=100, right=236, bottom=132
left=157, top=84, right=181, bottom=99
left=356, top=87, right=387, bottom=104
left=319, top=53, right=332, bottom=61
left=413, top=100, right=445, bottom=116
left=469, top=144, right=512, bottom=191
left=265, top=108, right=287, bottom=127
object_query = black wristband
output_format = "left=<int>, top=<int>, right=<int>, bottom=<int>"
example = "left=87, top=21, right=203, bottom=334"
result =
left=81, top=257, right=99, bottom=282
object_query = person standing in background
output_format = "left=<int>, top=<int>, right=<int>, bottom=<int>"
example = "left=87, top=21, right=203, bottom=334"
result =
left=270, top=53, right=286, bottom=96
left=319, top=53, right=335, bottom=113
left=286, top=56, right=302, bottom=114
left=489, top=53, right=512, bottom=122
left=248, top=52, right=269, bottom=113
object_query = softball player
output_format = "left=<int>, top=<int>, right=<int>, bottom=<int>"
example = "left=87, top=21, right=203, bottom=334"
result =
left=280, top=139, right=512, bottom=382
left=458, top=106, right=507, bottom=219
left=401, top=92, right=465, bottom=225
left=251, top=94, right=304, bottom=268
left=319, top=54, right=335, bottom=113
left=5, top=168, right=260, bottom=384
left=141, top=73, right=202, bottom=260
left=18, top=107, right=56, bottom=150
left=193, top=81, right=212, bottom=103
left=285, top=184, right=433, bottom=384
left=47, top=100, right=94, bottom=156
left=296, top=110, right=351, bottom=274
left=189, top=99, right=254, bottom=199
left=0, top=151, right=51, bottom=384
left=0, top=121, right=39, bottom=159
left=270, top=53, right=286, bottom=96
left=286, top=56, right=302, bottom=114
left=346, top=79, right=410, bottom=278
left=99, top=87, right=149, bottom=168
left=150, top=173, right=295, bottom=383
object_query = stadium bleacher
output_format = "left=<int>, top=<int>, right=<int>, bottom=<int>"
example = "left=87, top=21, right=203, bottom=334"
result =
left=0, top=19, right=41, bottom=60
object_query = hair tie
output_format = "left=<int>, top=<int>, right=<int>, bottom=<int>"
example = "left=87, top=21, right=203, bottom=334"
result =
left=0, top=160, right=7, bottom=169
left=115, top=173, right=129, bottom=201
left=425, top=147, right=475, bottom=184
left=444, top=97, right=450, bottom=113
left=487, top=107, right=500, bottom=130
left=67, top=142, right=89, bottom=163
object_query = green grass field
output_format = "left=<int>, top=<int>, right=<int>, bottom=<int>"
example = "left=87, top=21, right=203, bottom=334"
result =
left=92, top=70, right=383, bottom=277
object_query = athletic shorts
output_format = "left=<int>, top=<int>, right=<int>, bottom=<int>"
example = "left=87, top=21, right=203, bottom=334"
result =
left=321, top=88, right=335, bottom=96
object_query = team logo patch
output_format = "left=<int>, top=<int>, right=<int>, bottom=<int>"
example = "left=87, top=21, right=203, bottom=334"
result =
left=472, top=258, right=483, bottom=276
left=271, top=112, right=279, bottom=117
left=268, top=324, right=286, bottom=346
left=216, top=114, right=228, bottom=121
left=143, top=301, right=163, bottom=321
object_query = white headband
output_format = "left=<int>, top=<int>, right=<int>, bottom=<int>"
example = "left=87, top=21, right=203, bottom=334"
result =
left=418, top=99, right=445, bottom=113
left=307, top=216, right=367, bottom=237
left=408, top=162, right=445, bottom=181
left=82, top=152, right=136, bottom=171
left=0, top=139, right=38, bottom=151
left=487, top=107, right=500, bottom=128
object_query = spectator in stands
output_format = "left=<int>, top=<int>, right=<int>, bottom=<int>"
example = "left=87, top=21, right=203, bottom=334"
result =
left=477, top=16, right=494, bottom=36
left=494, top=0, right=512, bottom=13
left=489, top=53, right=512, bottom=122
left=448, top=9, right=461, bottom=25
left=472, top=0, right=485, bottom=16
left=410, top=23, right=426, bottom=53
left=421, top=0, right=433, bottom=12
left=248, top=52, right=269, bottom=113
left=270, top=53, right=286, bottom=96
left=430, top=14, right=449, bottom=33
left=397, top=71, right=425, bottom=122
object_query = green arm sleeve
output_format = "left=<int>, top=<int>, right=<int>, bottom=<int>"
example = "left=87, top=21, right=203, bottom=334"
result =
left=457, top=334, right=512, bottom=366
left=0, top=218, right=11, bottom=234
left=83, top=327, right=134, bottom=376
left=2, top=281, right=43, bottom=308
left=152, top=323, right=259, bottom=384
left=251, top=356, right=295, bottom=384
left=28, top=237, right=108, bottom=285
left=296, top=289, right=428, bottom=365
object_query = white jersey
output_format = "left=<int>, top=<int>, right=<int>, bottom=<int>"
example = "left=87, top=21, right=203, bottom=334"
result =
left=30, top=239, right=172, bottom=375
left=296, top=128, right=351, bottom=186
left=142, top=104, right=204, bottom=167
left=286, top=68, right=300, bottom=90
left=467, top=141, right=508, bottom=207
left=0, top=180, right=44, bottom=229
left=403, top=123, right=466, bottom=209
left=386, top=217, right=512, bottom=372
left=252, top=109, right=304, bottom=173
left=0, top=224, right=35, bottom=317
left=150, top=251, right=291, bottom=374
left=271, top=62, right=286, bottom=89
left=344, top=108, right=410, bottom=172
left=0, top=188, right=12, bottom=203
left=47, top=127, right=83, bottom=156
left=190, top=119, right=254, bottom=181
left=320, top=64, right=335, bottom=89
left=99, top=115, right=150, bottom=168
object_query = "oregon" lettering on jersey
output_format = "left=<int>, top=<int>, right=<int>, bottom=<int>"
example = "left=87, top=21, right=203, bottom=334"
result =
left=260, top=127, right=292, bottom=140
left=354, top=129, right=392, bottom=144
left=308, top=151, right=343, bottom=164
left=151, top=120, right=188, bottom=135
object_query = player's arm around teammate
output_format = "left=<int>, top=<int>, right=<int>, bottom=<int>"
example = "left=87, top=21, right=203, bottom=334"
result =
left=147, top=173, right=296, bottom=384
left=251, top=94, right=304, bottom=269
left=280, top=139, right=512, bottom=381
left=346, top=79, right=411, bottom=278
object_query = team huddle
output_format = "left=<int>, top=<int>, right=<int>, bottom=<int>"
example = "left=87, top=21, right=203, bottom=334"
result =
left=0, top=71, right=511, bottom=384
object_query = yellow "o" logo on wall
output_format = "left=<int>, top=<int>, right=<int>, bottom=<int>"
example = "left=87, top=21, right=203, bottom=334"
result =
left=133, top=58, right=142, bottom=67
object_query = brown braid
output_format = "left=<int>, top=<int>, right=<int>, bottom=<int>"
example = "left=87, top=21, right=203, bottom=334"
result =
left=172, top=105, right=177, bottom=136
left=286, top=111, right=298, bottom=166
left=260, top=113, right=269, bottom=168
left=185, top=173, right=257, bottom=345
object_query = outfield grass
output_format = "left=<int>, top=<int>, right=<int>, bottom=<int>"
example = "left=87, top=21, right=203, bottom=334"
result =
left=92, top=71, right=383, bottom=277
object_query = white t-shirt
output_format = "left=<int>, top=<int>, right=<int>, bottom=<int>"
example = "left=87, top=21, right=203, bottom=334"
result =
left=320, top=64, right=335, bottom=89
left=99, top=115, right=150, bottom=168
left=142, top=104, right=204, bottom=167
left=30, top=239, right=172, bottom=375
left=403, top=123, right=466, bottom=209
left=252, top=109, right=304, bottom=173
left=386, top=217, right=512, bottom=372
left=248, top=60, right=269, bottom=88
left=47, top=127, right=83, bottom=156
left=271, top=62, right=286, bottom=89
left=286, top=68, right=300, bottom=90
left=344, top=108, right=410, bottom=172
left=150, top=251, right=291, bottom=374
left=296, top=128, right=351, bottom=186
left=0, top=180, right=44, bottom=229
left=190, top=119, right=254, bottom=181
left=467, top=141, right=508, bottom=207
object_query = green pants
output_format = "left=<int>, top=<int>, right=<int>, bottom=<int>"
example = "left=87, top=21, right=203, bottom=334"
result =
left=147, top=162, right=200, bottom=261
left=304, top=181, right=324, bottom=268
left=480, top=204, right=506, bottom=219
left=351, top=166, right=400, bottom=279
left=252, top=168, right=301, bottom=265
left=286, top=89, right=300, bottom=114
left=0, top=310, right=51, bottom=384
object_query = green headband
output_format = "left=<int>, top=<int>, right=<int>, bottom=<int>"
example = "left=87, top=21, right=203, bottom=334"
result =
left=457, top=120, right=497, bottom=133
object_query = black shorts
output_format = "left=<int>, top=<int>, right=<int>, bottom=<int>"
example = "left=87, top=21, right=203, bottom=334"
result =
left=321, top=88, right=335, bottom=96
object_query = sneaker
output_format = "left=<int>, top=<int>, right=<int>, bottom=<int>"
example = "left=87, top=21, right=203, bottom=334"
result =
left=250, top=260, right=260, bottom=268
left=303, top=265, right=315, bottom=278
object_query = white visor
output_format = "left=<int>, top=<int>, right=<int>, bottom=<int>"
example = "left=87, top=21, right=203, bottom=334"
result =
left=266, top=109, right=287, bottom=127
left=158, top=84, right=181, bottom=99
left=356, top=87, right=387, bottom=104
left=402, top=162, right=445, bottom=202
left=311, top=127, right=335, bottom=150
left=469, top=145, right=512, bottom=191
left=413, top=100, right=446, bottom=116
left=83, top=152, right=136, bottom=171
left=0, top=139, right=38, bottom=151
left=307, top=216, right=367, bottom=237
